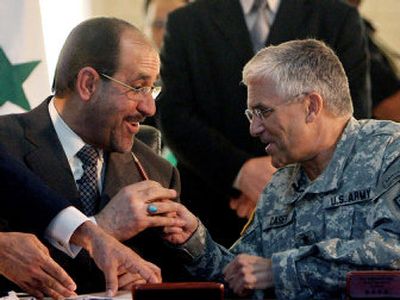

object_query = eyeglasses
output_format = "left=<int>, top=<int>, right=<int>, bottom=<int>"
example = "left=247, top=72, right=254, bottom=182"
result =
left=100, top=73, right=162, bottom=100
left=244, top=107, right=273, bottom=123
left=244, top=92, right=309, bottom=123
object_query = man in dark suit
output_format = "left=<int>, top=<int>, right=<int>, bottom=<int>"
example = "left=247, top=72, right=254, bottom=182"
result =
left=158, top=0, right=371, bottom=247
left=0, top=17, right=185, bottom=293
left=0, top=145, right=163, bottom=297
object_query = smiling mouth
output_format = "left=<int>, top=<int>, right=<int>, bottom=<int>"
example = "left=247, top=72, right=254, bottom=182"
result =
left=125, top=119, right=140, bottom=134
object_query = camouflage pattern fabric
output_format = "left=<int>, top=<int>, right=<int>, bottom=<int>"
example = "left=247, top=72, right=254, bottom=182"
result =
left=177, top=118, right=400, bottom=299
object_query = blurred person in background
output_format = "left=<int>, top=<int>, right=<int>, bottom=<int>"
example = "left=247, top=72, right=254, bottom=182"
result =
left=347, top=0, right=400, bottom=122
left=143, top=0, right=189, bottom=165
left=144, top=0, right=189, bottom=51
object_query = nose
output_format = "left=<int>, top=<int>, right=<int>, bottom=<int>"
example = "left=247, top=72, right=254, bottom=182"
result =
left=137, top=94, right=156, bottom=117
left=249, top=117, right=264, bottom=137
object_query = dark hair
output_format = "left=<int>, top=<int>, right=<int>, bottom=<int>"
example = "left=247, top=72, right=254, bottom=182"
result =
left=53, top=17, right=137, bottom=97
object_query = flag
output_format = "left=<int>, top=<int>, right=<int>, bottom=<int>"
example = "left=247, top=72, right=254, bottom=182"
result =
left=0, top=0, right=50, bottom=115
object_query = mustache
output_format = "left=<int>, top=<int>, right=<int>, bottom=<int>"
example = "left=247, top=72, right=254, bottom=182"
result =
left=126, top=114, right=145, bottom=123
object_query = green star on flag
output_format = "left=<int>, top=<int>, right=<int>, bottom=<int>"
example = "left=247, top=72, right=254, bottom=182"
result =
left=0, top=47, right=40, bottom=111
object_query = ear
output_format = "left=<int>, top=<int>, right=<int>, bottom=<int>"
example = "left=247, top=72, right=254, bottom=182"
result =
left=75, top=67, right=100, bottom=101
left=305, top=92, right=323, bottom=123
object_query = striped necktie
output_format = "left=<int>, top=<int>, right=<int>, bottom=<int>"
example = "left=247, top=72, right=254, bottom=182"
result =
left=250, top=0, right=270, bottom=52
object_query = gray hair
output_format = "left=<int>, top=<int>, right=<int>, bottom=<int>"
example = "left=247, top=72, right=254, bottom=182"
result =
left=242, top=39, right=353, bottom=117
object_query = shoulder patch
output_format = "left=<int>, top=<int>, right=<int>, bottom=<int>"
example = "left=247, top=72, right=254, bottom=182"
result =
left=378, top=157, right=400, bottom=192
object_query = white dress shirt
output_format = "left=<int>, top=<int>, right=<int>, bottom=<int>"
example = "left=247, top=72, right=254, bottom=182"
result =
left=45, top=98, right=104, bottom=257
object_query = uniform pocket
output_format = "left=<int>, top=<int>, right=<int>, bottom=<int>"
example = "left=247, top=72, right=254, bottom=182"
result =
left=324, top=205, right=355, bottom=240
left=262, top=210, right=296, bottom=253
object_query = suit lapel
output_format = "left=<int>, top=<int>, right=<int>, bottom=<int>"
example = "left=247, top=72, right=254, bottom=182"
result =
left=21, top=103, right=153, bottom=211
left=267, top=0, right=313, bottom=45
left=207, top=0, right=255, bottom=64
left=23, top=100, right=80, bottom=202
left=100, top=151, right=142, bottom=209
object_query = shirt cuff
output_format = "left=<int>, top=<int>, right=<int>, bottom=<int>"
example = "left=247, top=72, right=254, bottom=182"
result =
left=169, top=220, right=208, bottom=262
left=45, top=206, right=90, bottom=258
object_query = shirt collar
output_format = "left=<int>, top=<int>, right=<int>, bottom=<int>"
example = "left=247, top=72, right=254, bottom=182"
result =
left=240, top=0, right=281, bottom=15
left=48, top=98, right=103, bottom=162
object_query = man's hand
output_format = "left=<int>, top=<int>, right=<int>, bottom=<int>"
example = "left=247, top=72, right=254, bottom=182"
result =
left=163, top=202, right=199, bottom=245
left=223, top=254, right=274, bottom=296
left=118, top=271, right=146, bottom=291
left=234, top=156, right=276, bottom=210
left=373, top=90, right=400, bottom=122
left=71, top=221, right=161, bottom=296
left=229, top=193, right=254, bottom=219
left=0, top=232, right=76, bottom=299
left=95, top=180, right=181, bottom=241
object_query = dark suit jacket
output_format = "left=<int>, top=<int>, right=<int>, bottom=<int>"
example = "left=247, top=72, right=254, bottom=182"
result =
left=158, top=0, right=371, bottom=246
left=363, top=19, right=400, bottom=108
left=0, top=98, right=186, bottom=293
left=0, top=144, right=70, bottom=236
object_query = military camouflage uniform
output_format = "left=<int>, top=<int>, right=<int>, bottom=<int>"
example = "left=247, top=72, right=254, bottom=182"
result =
left=176, top=118, right=400, bottom=299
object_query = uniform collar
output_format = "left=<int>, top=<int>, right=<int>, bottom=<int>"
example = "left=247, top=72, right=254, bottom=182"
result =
left=284, top=117, right=360, bottom=204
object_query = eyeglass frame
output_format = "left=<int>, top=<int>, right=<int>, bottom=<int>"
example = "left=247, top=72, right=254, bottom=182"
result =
left=244, top=92, right=309, bottom=123
left=99, top=72, right=162, bottom=100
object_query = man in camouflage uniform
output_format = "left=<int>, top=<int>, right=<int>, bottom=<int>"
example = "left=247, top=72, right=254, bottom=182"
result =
left=162, top=39, right=400, bottom=299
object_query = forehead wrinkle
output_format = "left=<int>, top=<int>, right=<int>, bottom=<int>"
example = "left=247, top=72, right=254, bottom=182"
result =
left=128, top=57, right=160, bottom=83
left=135, top=72, right=154, bottom=81
left=248, top=90, right=265, bottom=109
left=125, top=33, right=158, bottom=55
left=121, top=46, right=160, bottom=82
